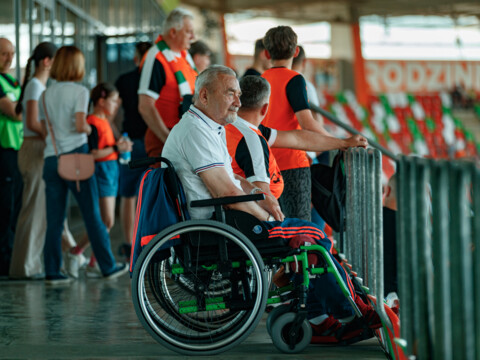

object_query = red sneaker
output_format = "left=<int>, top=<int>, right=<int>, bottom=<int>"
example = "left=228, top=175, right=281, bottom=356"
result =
left=310, top=315, right=342, bottom=344
left=355, top=297, right=382, bottom=329
left=337, top=318, right=372, bottom=344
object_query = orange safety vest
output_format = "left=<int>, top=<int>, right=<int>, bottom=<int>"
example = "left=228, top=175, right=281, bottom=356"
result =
left=225, top=123, right=284, bottom=199
left=86, top=114, right=118, bottom=162
left=143, top=36, right=197, bottom=157
left=261, top=67, right=310, bottom=171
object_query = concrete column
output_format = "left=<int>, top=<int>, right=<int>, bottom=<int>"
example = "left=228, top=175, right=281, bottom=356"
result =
left=330, top=23, right=355, bottom=93
left=331, top=23, right=354, bottom=61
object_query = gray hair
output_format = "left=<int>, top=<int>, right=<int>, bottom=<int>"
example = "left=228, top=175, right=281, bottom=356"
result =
left=239, top=75, right=271, bottom=109
left=162, top=7, right=194, bottom=35
left=193, top=65, right=237, bottom=101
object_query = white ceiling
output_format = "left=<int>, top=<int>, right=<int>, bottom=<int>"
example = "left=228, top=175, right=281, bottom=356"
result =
left=182, top=0, right=480, bottom=23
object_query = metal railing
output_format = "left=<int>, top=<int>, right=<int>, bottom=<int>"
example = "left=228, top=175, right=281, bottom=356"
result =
left=313, top=100, right=480, bottom=359
left=397, top=156, right=480, bottom=360
left=12, top=0, right=165, bottom=84
left=311, top=104, right=398, bottom=161
left=342, top=147, right=390, bottom=328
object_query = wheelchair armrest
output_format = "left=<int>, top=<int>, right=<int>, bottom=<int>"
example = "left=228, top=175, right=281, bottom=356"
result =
left=190, top=193, right=265, bottom=208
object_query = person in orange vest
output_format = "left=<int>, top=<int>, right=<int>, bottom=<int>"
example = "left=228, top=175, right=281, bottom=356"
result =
left=226, top=76, right=365, bottom=289
left=226, top=75, right=367, bottom=203
left=138, top=8, right=197, bottom=158
left=261, top=26, right=338, bottom=221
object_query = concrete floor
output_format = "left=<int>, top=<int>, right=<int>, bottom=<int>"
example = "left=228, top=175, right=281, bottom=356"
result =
left=0, top=212, right=387, bottom=359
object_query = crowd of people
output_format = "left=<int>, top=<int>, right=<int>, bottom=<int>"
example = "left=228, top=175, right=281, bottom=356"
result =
left=0, top=6, right=395, bottom=342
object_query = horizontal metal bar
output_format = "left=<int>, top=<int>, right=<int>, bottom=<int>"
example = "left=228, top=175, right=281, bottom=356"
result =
left=56, top=0, right=106, bottom=32
left=310, top=104, right=398, bottom=161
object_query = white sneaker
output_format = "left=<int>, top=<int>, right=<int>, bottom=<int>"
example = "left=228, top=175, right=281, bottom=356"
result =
left=85, top=261, right=102, bottom=278
left=385, top=292, right=399, bottom=308
left=64, top=252, right=87, bottom=279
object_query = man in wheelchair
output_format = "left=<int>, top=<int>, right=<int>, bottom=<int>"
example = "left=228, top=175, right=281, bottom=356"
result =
left=160, top=65, right=381, bottom=344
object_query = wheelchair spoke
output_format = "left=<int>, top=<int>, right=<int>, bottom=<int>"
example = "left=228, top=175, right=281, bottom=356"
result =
left=132, top=221, right=268, bottom=355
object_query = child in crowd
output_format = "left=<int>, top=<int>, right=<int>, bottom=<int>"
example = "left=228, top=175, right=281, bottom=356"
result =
left=67, top=83, right=132, bottom=277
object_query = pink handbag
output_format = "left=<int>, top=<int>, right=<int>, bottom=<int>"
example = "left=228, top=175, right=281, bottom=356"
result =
left=42, top=93, right=95, bottom=191
left=57, top=153, right=95, bottom=191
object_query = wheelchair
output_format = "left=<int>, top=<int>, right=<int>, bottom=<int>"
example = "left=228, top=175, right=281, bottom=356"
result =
left=130, top=157, right=366, bottom=356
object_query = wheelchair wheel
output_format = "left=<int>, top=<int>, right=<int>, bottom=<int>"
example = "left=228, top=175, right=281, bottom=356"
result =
left=266, top=304, right=292, bottom=337
left=271, top=313, right=312, bottom=354
left=132, top=220, right=268, bottom=356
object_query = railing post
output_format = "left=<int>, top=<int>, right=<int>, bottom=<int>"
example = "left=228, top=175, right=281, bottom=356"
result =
left=397, top=156, right=414, bottom=355
left=345, top=149, right=355, bottom=261
left=473, top=164, right=480, bottom=360
left=449, top=163, right=474, bottom=360
left=371, top=149, right=389, bottom=325
left=366, top=150, right=375, bottom=292
left=431, top=161, right=452, bottom=360
left=359, top=149, right=369, bottom=285
left=412, top=157, right=432, bottom=360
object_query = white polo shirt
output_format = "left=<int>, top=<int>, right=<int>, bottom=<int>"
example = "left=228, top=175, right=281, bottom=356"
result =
left=162, top=105, right=243, bottom=220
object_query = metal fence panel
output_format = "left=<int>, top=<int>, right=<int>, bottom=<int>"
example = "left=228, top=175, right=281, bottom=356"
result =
left=396, top=157, right=479, bottom=360
left=344, top=148, right=389, bottom=325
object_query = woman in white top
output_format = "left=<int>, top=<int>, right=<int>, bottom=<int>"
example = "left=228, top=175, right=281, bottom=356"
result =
left=39, top=46, right=127, bottom=284
left=9, top=42, right=81, bottom=280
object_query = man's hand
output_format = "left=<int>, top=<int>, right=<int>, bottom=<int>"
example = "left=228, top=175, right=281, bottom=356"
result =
left=258, top=193, right=284, bottom=221
left=342, top=134, right=368, bottom=150
left=199, top=167, right=269, bottom=221
left=138, top=94, right=170, bottom=143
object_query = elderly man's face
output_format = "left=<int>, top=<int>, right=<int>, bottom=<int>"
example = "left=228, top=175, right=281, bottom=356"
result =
left=0, top=39, right=14, bottom=73
left=174, top=17, right=195, bottom=51
left=207, top=74, right=241, bottom=125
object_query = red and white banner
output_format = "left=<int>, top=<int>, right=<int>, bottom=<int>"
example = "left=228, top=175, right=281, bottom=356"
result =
left=366, top=60, right=480, bottom=93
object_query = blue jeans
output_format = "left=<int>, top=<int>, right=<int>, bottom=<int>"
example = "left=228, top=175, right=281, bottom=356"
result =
left=43, top=144, right=116, bottom=277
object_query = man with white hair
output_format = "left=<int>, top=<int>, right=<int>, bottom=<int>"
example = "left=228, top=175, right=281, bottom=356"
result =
left=162, top=65, right=381, bottom=342
left=138, top=7, right=197, bottom=158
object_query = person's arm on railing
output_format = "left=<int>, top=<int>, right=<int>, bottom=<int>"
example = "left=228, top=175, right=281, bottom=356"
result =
left=310, top=103, right=398, bottom=161
left=273, top=129, right=368, bottom=152
left=296, top=108, right=332, bottom=137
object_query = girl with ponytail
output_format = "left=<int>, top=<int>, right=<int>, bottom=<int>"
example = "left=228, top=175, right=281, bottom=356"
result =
left=9, top=42, right=78, bottom=279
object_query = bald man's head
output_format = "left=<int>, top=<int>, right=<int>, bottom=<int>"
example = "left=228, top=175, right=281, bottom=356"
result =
left=0, top=38, right=14, bottom=73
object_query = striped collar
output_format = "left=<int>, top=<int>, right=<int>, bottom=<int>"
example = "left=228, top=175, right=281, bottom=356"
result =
left=188, top=105, right=223, bottom=133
